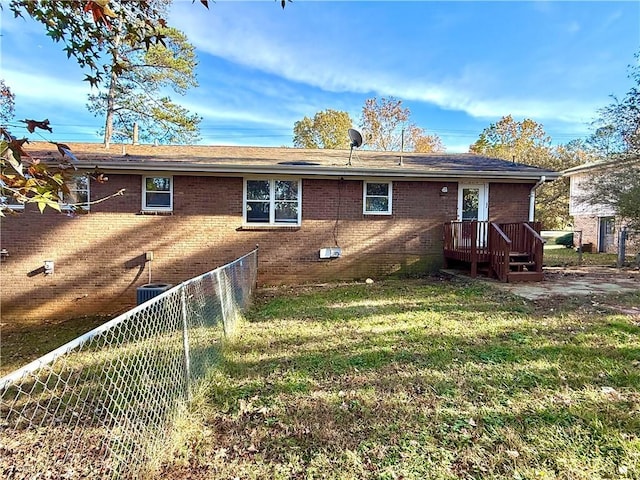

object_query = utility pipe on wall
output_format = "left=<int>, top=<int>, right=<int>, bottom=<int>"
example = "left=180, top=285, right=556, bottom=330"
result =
left=529, top=176, right=546, bottom=222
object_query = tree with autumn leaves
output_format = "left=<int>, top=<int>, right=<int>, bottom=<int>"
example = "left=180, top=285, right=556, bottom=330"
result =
left=468, top=55, right=640, bottom=231
left=0, top=118, right=112, bottom=215
left=582, top=53, right=640, bottom=230
left=293, top=97, right=445, bottom=153
left=293, top=110, right=354, bottom=149
left=2, top=0, right=292, bottom=214
left=360, top=97, right=444, bottom=153
left=1, top=0, right=206, bottom=214
left=1, top=79, right=116, bottom=215
left=469, top=115, right=595, bottom=229
left=1, top=80, right=68, bottom=213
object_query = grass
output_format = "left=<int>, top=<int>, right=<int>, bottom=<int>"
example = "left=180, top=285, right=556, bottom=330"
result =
left=160, top=278, right=640, bottom=479
left=1, top=312, right=227, bottom=479
left=543, top=245, right=633, bottom=268
left=541, top=230, right=637, bottom=268
left=0, top=315, right=109, bottom=377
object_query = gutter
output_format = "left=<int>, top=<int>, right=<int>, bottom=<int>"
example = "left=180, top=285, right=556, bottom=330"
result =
left=529, top=176, right=546, bottom=222
left=75, top=161, right=561, bottom=182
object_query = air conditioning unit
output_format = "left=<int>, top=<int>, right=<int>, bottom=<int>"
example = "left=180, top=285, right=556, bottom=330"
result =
left=136, top=282, right=173, bottom=305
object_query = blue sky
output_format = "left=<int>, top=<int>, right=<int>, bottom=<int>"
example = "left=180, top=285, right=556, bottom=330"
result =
left=1, top=1, right=639, bottom=152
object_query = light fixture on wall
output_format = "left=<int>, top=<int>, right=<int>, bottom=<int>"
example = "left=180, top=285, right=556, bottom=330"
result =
left=441, top=186, right=448, bottom=194
left=44, top=260, right=54, bottom=275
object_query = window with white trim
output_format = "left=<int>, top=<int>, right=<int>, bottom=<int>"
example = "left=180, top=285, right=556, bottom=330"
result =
left=363, top=181, right=392, bottom=215
left=142, top=176, right=173, bottom=211
left=63, top=175, right=90, bottom=211
left=244, top=178, right=301, bottom=226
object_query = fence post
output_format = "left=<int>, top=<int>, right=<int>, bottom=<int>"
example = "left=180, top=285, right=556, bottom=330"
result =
left=255, top=244, right=259, bottom=291
left=575, top=230, right=583, bottom=265
left=216, top=269, right=229, bottom=337
left=618, top=227, right=628, bottom=268
left=180, top=287, right=192, bottom=401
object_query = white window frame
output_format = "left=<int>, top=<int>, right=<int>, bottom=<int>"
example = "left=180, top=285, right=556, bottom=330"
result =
left=142, top=175, right=173, bottom=212
left=363, top=180, right=393, bottom=215
left=243, top=178, right=302, bottom=226
left=62, top=174, right=90, bottom=211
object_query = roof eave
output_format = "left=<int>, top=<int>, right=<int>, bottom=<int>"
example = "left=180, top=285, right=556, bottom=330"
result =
left=78, top=162, right=560, bottom=181
left=562, top=155, right=639, bottom=176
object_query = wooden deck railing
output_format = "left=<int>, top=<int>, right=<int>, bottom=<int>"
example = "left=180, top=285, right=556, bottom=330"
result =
left=445, top=221, right=544, bottom=282
left=443, top=221, right=490, bottom=277
left=523, top=222, right=544, bottom=274
left=498, top=222, right=542, bottom=255
left=488, top=223, right=512, bottom=282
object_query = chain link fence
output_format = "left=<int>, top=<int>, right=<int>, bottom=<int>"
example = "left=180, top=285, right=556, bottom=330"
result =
left=0, top=248, right=258, bottom=479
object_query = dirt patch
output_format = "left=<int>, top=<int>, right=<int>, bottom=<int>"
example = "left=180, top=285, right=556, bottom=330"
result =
left=601, top=304, right=640, bottom=319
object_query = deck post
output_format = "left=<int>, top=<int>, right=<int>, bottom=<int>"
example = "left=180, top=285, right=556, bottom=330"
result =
left=470, top=221, right=478, bottom=278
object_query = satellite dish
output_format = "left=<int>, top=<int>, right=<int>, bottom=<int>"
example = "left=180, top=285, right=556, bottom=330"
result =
left=348, top=128, right=363, bottom=148
left=347, top=128, right=363, bottom=165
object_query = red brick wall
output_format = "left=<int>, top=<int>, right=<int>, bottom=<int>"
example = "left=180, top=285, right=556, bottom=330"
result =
left=489, top=183, right=532, bottom=223
left=572, top=215, right=600, bottom=250
left=572, top=214, right=639, bottom=254
left=0, top=175, right=531, bottom=321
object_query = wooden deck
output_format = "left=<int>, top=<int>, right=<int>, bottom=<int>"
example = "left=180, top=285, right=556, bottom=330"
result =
left=444, top=221, right=544, bottom=282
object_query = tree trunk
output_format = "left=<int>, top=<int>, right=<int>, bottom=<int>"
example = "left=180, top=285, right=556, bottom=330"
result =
left=103, top=77, right=117, bottom=149
left=103, top=22, right=123, bottom=149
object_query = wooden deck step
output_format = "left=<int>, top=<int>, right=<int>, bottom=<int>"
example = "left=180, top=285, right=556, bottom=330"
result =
left=508, top=271, right=544, bottom=282
left=509, top=261, right=536, bottom=267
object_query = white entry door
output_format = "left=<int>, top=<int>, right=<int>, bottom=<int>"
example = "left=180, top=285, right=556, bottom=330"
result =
left=458, top=184, right=489, bottom=246
left=458, top=184, right=488, bottom=221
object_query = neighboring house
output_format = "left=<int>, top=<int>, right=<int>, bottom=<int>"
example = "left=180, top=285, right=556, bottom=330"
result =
left=0, top=143, right=558, bottom=321
left=565, top=160, right=636, bottom=253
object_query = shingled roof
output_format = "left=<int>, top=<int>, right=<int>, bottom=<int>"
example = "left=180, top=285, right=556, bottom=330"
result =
left=24, top=142, right=559, bottom=181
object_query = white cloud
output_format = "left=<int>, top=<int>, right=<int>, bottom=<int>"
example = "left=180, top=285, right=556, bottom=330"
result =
left=170, top=3, right=604, bottom=127
left=4, top=0, right=625, bottom=150
left=3, top=69, right=95, bottom=109
left=181, top=101, right=293, bottom=129
left=600, top=10, right=623, bottom=31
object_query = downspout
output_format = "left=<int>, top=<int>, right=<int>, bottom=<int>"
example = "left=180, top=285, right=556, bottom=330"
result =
left=529, top=176, right=546, bottom=222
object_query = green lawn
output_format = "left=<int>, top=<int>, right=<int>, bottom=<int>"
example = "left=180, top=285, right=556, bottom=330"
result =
left=161, top=278, right=640, bottom=479
left=543, top=245, right=632, bottom=268
left=0, top=315, right=109, bottom=376
left=541, top=230, right=637, bottom=268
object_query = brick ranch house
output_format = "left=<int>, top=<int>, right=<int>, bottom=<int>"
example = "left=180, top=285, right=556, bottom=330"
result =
left=0, top=143, right=559, bottom=321
left=565, top=158, right=639, bottom=253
